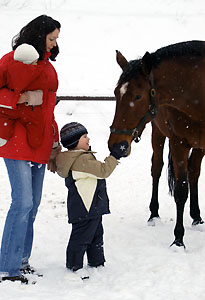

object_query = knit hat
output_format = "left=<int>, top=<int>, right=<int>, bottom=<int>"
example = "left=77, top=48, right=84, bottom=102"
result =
left=14, top=43, right=39, bottom=64
left=60, top=122, right=88, bottom=149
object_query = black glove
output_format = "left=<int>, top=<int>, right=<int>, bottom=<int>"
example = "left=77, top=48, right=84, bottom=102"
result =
left=110, top=140, right=129, bottom=160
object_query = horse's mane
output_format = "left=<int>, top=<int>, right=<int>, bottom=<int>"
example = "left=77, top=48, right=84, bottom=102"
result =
left=152, top=40, right=204, bottom=67
left=119, top=59, right=142, bottom=85
left=119, top=40, right=205, bottom=85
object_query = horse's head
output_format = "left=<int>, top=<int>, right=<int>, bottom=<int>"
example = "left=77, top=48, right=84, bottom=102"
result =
left=108, top=50, right=157, bottom=155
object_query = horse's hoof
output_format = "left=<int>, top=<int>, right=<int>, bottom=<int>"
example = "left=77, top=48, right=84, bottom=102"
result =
left=192, top=219, right=204, bottom=226
left=191, top=219, right=205, bottom=232
left=170, top=240, right=186, bottom=249
left=147, top=216, right=161, bottom=226
left=170, top=243, right=186, bottom=253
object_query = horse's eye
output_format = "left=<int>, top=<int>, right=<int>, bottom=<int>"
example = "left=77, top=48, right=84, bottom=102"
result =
left=134, top=95, right=141, bottom=101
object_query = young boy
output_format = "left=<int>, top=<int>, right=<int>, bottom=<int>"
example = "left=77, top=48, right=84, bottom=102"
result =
left=0, top=43, right=45, bottom=148
left=56, top=122, right=128, bottom=280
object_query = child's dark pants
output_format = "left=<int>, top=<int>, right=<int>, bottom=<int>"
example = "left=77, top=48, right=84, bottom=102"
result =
left=66, top=216, right=105, bottom=271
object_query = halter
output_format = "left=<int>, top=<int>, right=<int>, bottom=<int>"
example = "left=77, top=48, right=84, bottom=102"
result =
left=110, top=71, right=157, bottom=143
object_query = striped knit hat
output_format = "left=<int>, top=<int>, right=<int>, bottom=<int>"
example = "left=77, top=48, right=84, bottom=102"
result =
left=60, top=122, right=88, bottom=149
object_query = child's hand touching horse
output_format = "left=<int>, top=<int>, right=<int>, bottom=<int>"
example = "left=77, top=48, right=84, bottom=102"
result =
left=110, top=140, right=128, bottom=160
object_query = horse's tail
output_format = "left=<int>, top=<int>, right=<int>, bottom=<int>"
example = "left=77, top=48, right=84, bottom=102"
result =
left=168, top=147, right=175, bottom=196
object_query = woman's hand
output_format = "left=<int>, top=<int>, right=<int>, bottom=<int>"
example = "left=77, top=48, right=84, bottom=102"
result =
left=17, top=90, right=43, bottom=106
left=25, top=90, right=43, bottom=106
left=18, top=92, right=29, bottom=104
left=47, top=144, right=62, bottom=173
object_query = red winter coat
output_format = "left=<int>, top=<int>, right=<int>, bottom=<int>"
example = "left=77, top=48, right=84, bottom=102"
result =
left=0, top=50, right=59, bottom=164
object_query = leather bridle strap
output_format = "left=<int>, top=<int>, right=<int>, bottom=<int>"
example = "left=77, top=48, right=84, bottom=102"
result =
left=110, top=71, right=157, bottom=143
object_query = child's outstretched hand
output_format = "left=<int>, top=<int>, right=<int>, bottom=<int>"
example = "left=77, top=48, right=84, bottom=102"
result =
left=110, top=140, right=129, bottom=160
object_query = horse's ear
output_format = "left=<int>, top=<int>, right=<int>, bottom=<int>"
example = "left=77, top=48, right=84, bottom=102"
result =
left=116, top=50, right=128, bottom=70
left=141, top=51, right=152, bottom=75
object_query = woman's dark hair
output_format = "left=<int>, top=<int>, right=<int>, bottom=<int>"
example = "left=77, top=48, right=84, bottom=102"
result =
left=12, top=15, right=61, bottom=61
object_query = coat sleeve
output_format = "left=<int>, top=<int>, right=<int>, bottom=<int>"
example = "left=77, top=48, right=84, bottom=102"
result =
left=0, top=54, right=9, bottom=89
left=51, top=118, right=59, bottom=148
left=56, top=152, right=71, bottom=178
left=0, top=54, right=21, bottom=109
left=0, top=65, right=6, bottom=89
left=0, top=87, right=20, bottom=109
left=72, top=153, right=118, bottom=179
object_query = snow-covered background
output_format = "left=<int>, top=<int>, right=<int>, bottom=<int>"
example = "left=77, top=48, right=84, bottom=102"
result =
left=1, top=0, right=205, bottom=299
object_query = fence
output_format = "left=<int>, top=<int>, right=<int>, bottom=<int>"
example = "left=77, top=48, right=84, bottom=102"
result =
left=56, top=95, right=115, bottom=104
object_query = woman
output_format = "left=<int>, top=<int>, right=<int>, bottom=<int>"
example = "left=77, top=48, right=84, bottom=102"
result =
left=0, top=15, right=61, bottom=284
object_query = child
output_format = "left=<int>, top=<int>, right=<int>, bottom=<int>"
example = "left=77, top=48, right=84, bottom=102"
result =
left=0, top=43, right=46, bottom=148
left=56, top=122, right=128, bottom=280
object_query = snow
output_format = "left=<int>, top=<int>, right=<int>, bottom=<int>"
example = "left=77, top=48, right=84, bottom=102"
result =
left=1, top=0, right=205, bottom=299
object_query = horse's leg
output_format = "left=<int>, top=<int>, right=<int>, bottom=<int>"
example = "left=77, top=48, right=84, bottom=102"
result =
left=188, top=148, right=205, bottom=225
left=169, top=141, right=190, bottom=248
left=148, top=122, right=166, bottom=223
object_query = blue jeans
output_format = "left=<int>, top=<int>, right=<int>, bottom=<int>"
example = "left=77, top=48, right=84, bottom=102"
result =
left=0, top=159, right=45, bottom=277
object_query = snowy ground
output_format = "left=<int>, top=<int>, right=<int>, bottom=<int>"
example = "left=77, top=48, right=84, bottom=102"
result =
left=1, top=1, right=205, bottom=299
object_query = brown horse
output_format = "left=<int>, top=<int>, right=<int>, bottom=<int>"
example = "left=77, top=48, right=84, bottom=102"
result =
left=149, top=121, right=205, bottom=227
left=108, top=41, right=205, bottom=248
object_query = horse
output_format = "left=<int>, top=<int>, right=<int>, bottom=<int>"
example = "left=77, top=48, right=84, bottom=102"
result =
left=108, top=40, right=205, bottom=248
left=149, top=121, right=205, bottom=227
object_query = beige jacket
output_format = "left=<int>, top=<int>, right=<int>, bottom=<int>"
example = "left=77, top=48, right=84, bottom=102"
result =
left=56, top=150, right=118, bottom=216
left=56, top=149, right=118, bottom=179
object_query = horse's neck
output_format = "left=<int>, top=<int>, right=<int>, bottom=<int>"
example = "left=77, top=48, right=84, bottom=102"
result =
left=153, top=58, right=205, bottom=121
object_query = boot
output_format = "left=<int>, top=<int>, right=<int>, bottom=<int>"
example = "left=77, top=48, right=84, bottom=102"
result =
left=1, top=275, right=28, bottom=284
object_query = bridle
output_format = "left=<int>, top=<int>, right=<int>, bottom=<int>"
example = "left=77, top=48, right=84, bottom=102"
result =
left=110, top=71, right=157, bottom=143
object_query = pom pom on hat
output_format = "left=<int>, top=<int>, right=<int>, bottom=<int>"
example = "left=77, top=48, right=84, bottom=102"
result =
left=60, top=122, right=88, bottom=149
left=14, top=43, right=39, bottom=64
